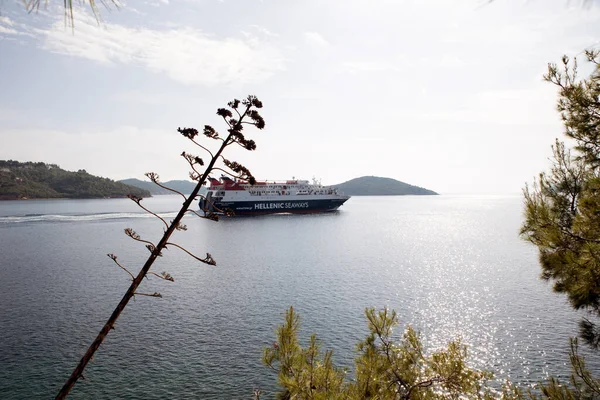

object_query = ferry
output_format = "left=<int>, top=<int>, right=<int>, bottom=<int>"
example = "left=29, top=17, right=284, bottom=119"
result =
left=199, top=177, right=350, bottom=216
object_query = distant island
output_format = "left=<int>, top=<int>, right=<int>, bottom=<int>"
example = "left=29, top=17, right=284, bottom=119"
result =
left=119, top=178, right=198, bottom=195
left=332, top=176, right=438, bottom=196
left=0, top=160, right=150, bottom=200
left=0, top=160, right=435, bottom=200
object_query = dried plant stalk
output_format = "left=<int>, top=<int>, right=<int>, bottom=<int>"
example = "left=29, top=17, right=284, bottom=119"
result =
left=56, top=96, right=264, bottom=399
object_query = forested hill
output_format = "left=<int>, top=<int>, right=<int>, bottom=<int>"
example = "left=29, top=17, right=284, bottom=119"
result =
left=0, top=160, right=150, bottom=200
left=119, top=178, right=197, bottom=195
left=332, top=176, right=438, bottom=196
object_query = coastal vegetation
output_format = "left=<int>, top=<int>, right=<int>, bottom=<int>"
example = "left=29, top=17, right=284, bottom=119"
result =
left=333, top=176, right=438, bottom=196
left=262, top=308, right=598, bottom=400
left=521, top=49, right=600, bottom=350
left=0, top=160, right=149, bottom=200
left=263, top=307, right=500, bottom=400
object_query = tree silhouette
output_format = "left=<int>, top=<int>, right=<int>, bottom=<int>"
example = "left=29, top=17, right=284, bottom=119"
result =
left=55, top=95, right=265, bottom=399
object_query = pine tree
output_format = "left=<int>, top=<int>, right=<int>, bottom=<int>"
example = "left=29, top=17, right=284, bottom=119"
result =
left=262, top=307, right=497, bottom=400
left=521, top=50, right=600, bottom=349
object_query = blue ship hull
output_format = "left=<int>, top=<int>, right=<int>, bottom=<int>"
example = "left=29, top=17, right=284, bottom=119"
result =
left=200, top=198, right=348, bottom=216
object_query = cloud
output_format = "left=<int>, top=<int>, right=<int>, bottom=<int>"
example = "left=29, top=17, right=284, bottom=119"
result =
left=0, top=16, right=14, bottom=27
left=304, top=31, right=329, bottom=47
left=0, top=16, right=32, bottom=37
left=0, top=25, right=19, bottom=35
left=442, top=4, right=600, bottom=49
left=341, top=53, right=472, bottom=75
left=408, top=86, right=561, bottom=126
left=141, top=0, right=169, bottom=6
left=249, top=25, right=277, bottom=37
left=113, top=90, right=163, bottom=105
left=341, top=60, right=397, bottom=74
left=27, top=13, right=285, bottom=86
left=0, top=107, right=26, bottom=123
left=440, top=55, right=466, bottom=68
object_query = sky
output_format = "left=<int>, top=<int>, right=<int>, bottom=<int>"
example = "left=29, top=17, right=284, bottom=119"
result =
left=0, top=0, right=599, bottom=194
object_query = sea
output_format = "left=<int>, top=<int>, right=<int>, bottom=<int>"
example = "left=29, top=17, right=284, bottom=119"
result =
left=0, top=194, right=598, bottom=399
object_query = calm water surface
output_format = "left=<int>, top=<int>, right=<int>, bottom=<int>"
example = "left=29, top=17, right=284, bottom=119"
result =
left=0, top=195, right=597, bottom=399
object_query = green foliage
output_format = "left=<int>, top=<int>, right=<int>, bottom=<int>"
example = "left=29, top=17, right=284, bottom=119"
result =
left=521, top=50, right=600, bottom=347
left=263, top=307, right=497, bottom=400
left=263, top=309, right=600, bottom=399
left=263, top=307, right=347, bottom=400
left=520, top=48, right=600, bottom=399
left=0, top=160, right=150, bottom=200
left=533, top=339, right=600, bottom=400
left=546, top=53, right=600, bottom=169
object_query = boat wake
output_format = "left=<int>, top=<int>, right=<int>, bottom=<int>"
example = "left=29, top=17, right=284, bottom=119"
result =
left=0, top=211, right=179, bottom=225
